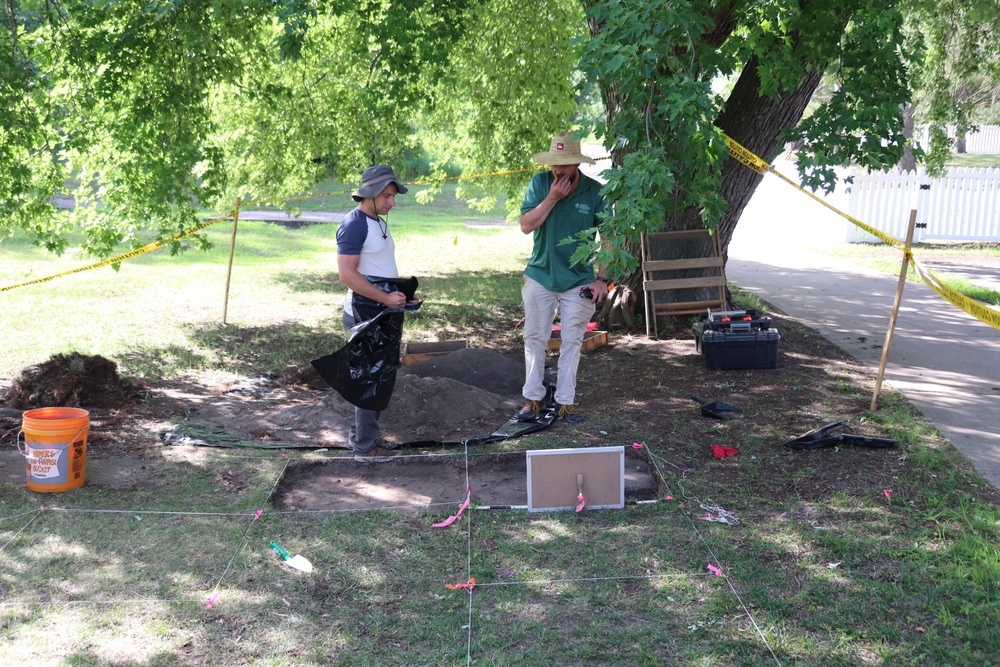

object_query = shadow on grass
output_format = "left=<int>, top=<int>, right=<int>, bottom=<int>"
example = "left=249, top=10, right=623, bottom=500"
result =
left=120, top=321, right=343, bottom=378
left=4, top=275, right=997, bottom=664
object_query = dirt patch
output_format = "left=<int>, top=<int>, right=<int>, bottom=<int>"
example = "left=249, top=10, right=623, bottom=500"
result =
left=3, top=304, right=997, bottom=514
left=273, top=450, right=658, bottom=512
left=152, top=348, right=524, bottom=449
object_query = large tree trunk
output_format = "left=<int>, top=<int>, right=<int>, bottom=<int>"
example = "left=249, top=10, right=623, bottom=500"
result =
left=599, top=56, right=823, bottom=325
left=955, top=134, right=967, bottom=154
left=713, top=56, right=823, bottom=267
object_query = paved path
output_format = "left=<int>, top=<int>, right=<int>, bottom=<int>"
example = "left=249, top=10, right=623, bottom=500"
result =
left=728, top=160, right=1000, bottom=489
left=236, top=209, right=346, bottom=223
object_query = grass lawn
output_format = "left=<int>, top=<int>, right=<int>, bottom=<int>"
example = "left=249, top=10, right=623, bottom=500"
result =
left=1, top=183, right=999, bottom=666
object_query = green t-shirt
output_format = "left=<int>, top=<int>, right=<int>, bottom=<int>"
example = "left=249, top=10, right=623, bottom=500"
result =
left=520, top=171, right=605, bottom=292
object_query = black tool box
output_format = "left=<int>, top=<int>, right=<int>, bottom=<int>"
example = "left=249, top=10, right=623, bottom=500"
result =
left=692, top=310, right=779, bottom=370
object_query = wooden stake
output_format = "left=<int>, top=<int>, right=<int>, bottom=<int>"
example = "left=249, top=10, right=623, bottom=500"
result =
left=870, top=210, right=917, bottom=411
left=222, top=197, right=241, bottom=325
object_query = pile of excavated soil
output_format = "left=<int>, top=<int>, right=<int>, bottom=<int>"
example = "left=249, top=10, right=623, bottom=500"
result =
left=4, top=352, right=144, bottom=410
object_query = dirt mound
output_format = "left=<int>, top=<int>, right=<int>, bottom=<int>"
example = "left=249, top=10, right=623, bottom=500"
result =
left=381, top=374, right=519, bottom=440
left=399, top=347, right=524, bottom=396
left=252, top=374, right=519, bottom=446
left=4, top=353, right=144, bottom=410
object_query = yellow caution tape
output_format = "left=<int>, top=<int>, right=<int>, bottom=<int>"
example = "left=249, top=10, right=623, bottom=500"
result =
left=723, top=136, right=770, bottom=175
left=910, top=256, right=1000, bottom=331
left=6, top=143, right=996, bottom=335
left=0, top=165, right=539, bottom=293
left=1, top=165, right=545, bottom=293
left=765, top=168, right=903, bottom=248
left=0, top=214, right=231, bottom=293
left=724, top=136, right=903, bottom=247
left=724, top=134, right=999, bottom=332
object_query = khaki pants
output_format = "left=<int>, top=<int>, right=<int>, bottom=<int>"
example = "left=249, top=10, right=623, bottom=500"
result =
left=521, top=276, right=596, bottom=406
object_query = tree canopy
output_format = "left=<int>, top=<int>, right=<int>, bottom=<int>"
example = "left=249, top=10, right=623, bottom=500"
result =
left=2, top=0, right=994, bottom=277
left=902, top=0, right=1000, bottom=164
left=2, top=0, right=483, bottom=257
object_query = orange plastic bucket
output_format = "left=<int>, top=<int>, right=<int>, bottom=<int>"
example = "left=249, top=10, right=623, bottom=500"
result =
left=19, top=407, right=89, bottom=493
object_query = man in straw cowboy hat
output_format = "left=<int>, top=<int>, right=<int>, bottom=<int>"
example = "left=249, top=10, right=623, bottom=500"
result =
left=517, top=130, right=608, bottom=423
left=336, top=164, right=414, bottom=462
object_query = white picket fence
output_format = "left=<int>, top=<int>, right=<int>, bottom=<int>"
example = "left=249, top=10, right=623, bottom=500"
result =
left=846, top=167, right=1000, bottom=243
left=915, top=124, right=1000, bottom=154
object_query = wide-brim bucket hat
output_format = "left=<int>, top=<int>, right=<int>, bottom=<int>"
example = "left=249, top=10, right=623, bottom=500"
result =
left=531, top=130, right=596, bottom=166
left=352, top=164, right=409, bottom=201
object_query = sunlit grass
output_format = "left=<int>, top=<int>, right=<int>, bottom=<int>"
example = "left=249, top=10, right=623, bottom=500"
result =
left=0, top=211, right=532, bottom=379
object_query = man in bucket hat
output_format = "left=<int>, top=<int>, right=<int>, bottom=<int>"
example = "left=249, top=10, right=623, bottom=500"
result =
left=336, top=164, right=413, bottom=462
left=517, top=130, right=607, bottom=424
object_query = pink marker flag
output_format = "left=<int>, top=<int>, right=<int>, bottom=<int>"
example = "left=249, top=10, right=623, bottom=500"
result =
left=707, top=564, right=723, bottom=577
left=883, top=489, right=893, bottom=500
left=575, top=494, right=586, bottom=513
left=445, top=577, right=476, bottom=590
left=632, top=442, right=645, bottom=449
left=206, top=592, right=220, bottom=608
left=433, top=490, right=472, bottom=528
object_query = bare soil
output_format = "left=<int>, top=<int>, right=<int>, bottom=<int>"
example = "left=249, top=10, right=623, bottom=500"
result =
left=3, top=308, right=997, bottom=512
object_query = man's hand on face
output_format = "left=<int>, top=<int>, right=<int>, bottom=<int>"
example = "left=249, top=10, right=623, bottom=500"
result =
left=550, top=172, right=575, bottom=200
left=547, top=167, right=579, bottom=202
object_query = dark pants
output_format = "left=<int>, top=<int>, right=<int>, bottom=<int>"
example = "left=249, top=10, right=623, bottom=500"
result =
left=343, top=294, right=383, bottom=454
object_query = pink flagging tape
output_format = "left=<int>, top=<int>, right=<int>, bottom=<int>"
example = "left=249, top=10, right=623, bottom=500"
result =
left=206, top=592, right=220, bottom=608
left=631, top=442, right=644, bottom=449
left=575, top=494, right=586, bottom=513
left=445, top=577, right=476, bottom=591
left=707, top=564, right=723, bottom=577
left=883, top=489, right=893, bottom=500
left=433, top=488, right=471, bottom=528
left=254, top=509, right=263, bottom=521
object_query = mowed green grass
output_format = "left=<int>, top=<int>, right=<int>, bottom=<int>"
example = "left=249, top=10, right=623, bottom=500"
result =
left=1, top=184, right=999, bottom=666
left=0, top=185, right=528, bottom=381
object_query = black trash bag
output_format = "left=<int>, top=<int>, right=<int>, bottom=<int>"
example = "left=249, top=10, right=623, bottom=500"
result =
left=311, top=309, right=404, bottom=411
left=348, top=276, right=419, bottom=323
left=311, top=276, right=420, bottom=411
left=311, top=308, right=405, bottom=411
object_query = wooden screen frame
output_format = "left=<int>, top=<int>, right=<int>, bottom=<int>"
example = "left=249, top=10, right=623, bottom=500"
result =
left=526, top=446, right=625, bottom=512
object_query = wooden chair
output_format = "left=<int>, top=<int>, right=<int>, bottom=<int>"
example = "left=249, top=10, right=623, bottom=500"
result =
left=641, top=229, right=726, bottom=338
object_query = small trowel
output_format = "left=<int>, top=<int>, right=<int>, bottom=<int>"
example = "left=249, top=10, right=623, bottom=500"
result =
left=270, top=541, right=313, bottom=573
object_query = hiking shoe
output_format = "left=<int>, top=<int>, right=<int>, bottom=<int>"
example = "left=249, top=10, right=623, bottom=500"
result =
left=557, top=403, right=585, bottom=423
left=354, top=445, right=399, bottom=463
left=517, top=399, right=542, bottom=422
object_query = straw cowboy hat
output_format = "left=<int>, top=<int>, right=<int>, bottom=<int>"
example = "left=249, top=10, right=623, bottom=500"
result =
left=531, top=130, right=596, bottom=166
left=352, top=164, right=409, bottom=202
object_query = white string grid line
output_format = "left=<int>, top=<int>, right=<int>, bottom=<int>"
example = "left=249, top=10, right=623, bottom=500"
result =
left=1, top=442, right=782, bottom=665
left=205, top=455, right=293, bottom=606
left=0, top=508, right=42, bottom=555
left=642, top=444, right=782, bottom=667
left=461, top=440, right=474, bottom=666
